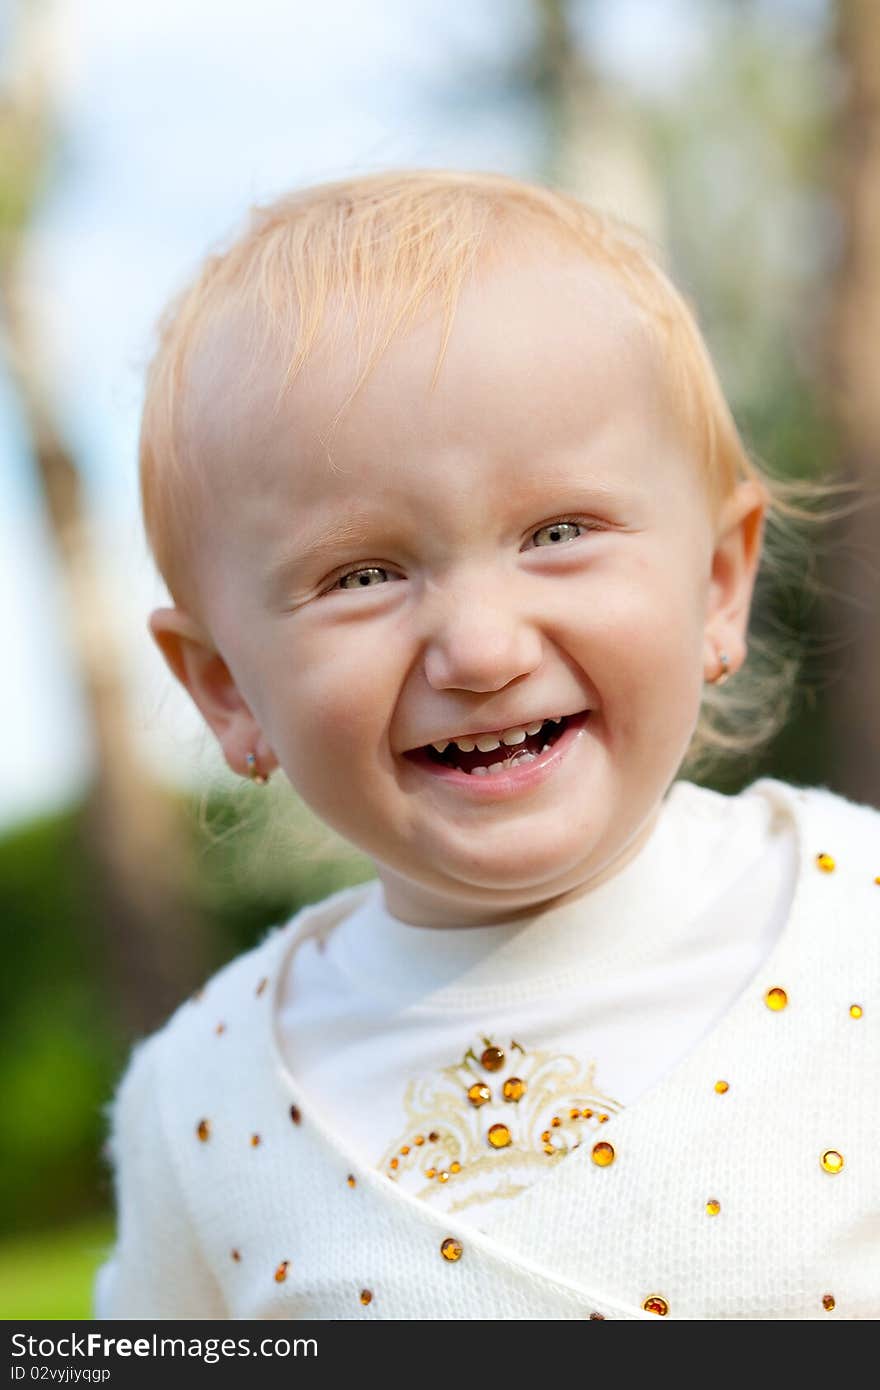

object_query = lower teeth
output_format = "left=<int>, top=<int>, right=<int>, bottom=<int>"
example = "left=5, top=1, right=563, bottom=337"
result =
left=457, top=745, right=551, bottom=776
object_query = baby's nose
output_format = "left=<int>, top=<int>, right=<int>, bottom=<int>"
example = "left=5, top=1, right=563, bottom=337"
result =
left=421, top=580, right=543, bottom=693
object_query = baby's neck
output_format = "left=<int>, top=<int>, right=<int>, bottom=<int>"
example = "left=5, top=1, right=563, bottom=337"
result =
left=375, top=805, right=663, bottom=929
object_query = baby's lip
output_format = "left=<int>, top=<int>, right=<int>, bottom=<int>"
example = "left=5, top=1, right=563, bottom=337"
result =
left=401, top=707, right=590, bottom=755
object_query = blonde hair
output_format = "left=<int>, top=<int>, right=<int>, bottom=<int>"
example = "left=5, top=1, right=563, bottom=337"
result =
left=140, top=166, right=854, bottom=794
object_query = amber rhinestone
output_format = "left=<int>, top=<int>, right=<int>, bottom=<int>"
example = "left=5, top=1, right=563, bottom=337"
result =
left=705, top=1199, right=721, bottom=1216
left=438, top=1171, right=449, bottom=1183
left=543, top=1143, right=556, bottom=1155
left=541, top=1130, right=551, bottom=1143
left=503, top=1077, right=526, bottom=1102
left=714, top=1080, right=729, bottom=1094
left=256, top=977, right=268, bottom=996
left=591, top=1141, right=615, bottom=1168
left=360, top=1289, right=373, bottom=1306
left=874, top=876, right=880, bottom=886
left=643, top=1295, right=669, bottom=1316
left=389, top=1158, right=399, bottom=1170
left=289, top=1105, right=302, bottom=1125
left=569, top=1107, right=580, bottom=1120
left=414, top=1135, right=425, bottom=1146
left=850, top=1004, right=863, bottom=1019
left=274, top=1260, right=289, bottom=1282
left=347, top=1174, right=356, bottom=1188
left=231, top=1249, right=241, bottom=1262
left=426, top=1168, right=436, bottom=1179
left=764, top=986, right=788, bottom=1011
left=821, top=1149, right=845, bottom=1174
left=450, top=1161, right=461, bottom=1174
left=551, top=1116, right=562, bottom=1128
left=196, top=1119, right=210, bottom=1142
left=487, top=1123, right=512, bottom=1149
left=481, top=1046, right=505, bottom=1072
left=581, top=1108, right=593, bottom=1118
left=251, top=1133, right=261, bottom=1147
left=467, top=1082, right=492, bottom=1107
left=440, top=1237, right=463, bottom=1262
left=598, top=1113, right=609, bottom=1124
left=400, top=1145, right=410, bottom=1155
left=428, top=1131, right=440, bottom=1142
left=822, top=1294, right=835, bottom=1312
left=815, top=853, right=835, bottom=873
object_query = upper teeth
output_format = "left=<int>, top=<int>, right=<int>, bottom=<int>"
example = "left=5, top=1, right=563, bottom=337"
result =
left=432, top=716, right=563, bottom=755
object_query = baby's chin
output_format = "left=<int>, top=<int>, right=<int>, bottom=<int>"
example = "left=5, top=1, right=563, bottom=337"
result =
left=380, top=786, right=666, bottom=922
left=376, top=835, right=617, bottom=925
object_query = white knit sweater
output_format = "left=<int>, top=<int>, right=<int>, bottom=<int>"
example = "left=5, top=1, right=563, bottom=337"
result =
left=95, top=778, right=880, bottom=1320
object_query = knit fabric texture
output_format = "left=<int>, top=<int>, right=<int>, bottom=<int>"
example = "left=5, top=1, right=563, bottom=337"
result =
left=94, top=778, right=880, bottom=1320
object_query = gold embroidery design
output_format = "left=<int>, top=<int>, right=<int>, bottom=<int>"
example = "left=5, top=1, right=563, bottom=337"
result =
left=377, top=1035, right=621, bottom=1211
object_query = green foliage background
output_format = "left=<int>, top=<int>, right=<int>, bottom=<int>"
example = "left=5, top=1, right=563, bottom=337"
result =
left=0, top=790, right=372, bottom=1247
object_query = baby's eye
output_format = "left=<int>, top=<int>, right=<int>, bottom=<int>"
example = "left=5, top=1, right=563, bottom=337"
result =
left=531, top=520, right=588, bottom=546
left=335, top=566, right=392, bottom=591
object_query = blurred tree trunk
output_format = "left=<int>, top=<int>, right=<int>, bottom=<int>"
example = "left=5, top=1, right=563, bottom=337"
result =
left=0, top=1, right=210, bottom=1037
left=531, top=0, right=664, bottom=239
left=824, top=0, right=880, bottom=802
left=531, top=0, right=583, bottom=184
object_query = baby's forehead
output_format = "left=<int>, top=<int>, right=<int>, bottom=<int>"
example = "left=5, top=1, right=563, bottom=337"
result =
left=185, top=249, right=678, bottom=496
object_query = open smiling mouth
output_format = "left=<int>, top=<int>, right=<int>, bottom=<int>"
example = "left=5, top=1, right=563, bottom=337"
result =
left=403, top=711, right=590, bottom=777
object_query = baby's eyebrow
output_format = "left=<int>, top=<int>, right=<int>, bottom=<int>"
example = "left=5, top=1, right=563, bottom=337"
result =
left=263, top=514, right=379, bottom=601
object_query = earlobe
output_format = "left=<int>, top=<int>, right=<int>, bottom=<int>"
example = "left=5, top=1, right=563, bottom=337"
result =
left=147, top=605, right=263, bottom=754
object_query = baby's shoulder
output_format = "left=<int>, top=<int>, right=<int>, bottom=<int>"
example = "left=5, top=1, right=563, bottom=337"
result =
left=150, top=918, right=290, bottom=1065
left=113, top=878, right=375, bottom=1106
left=104, top=918, right=289, bottom=1141
left=672, top=774, right=879, bottom=851
left=772, top=777, right=880, bottom=845
left=680, top=774, right=880, bottom=841
left=752, top=779, right=880, bottom=939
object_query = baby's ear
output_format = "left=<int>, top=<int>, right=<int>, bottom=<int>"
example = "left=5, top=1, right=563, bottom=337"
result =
left=702, top=479, right=768, bottom=682
left=148, top=607, right=262, bottom=765
left=707, top=478, right=767, bottom=630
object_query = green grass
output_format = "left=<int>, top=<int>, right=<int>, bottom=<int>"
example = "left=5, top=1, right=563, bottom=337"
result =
left=0, top=1217, right=114, bottom=1320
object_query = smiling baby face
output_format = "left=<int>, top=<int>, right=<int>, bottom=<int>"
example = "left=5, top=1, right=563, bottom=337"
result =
left=152, top=248, right=765, bottom=926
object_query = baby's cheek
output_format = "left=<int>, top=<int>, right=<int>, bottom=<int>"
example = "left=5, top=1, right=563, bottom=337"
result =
left=590, top=597, right=699, bottom=734
left=286, top=655, right=388, bottom=755
left=319, top=701, right=377, bottom=751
